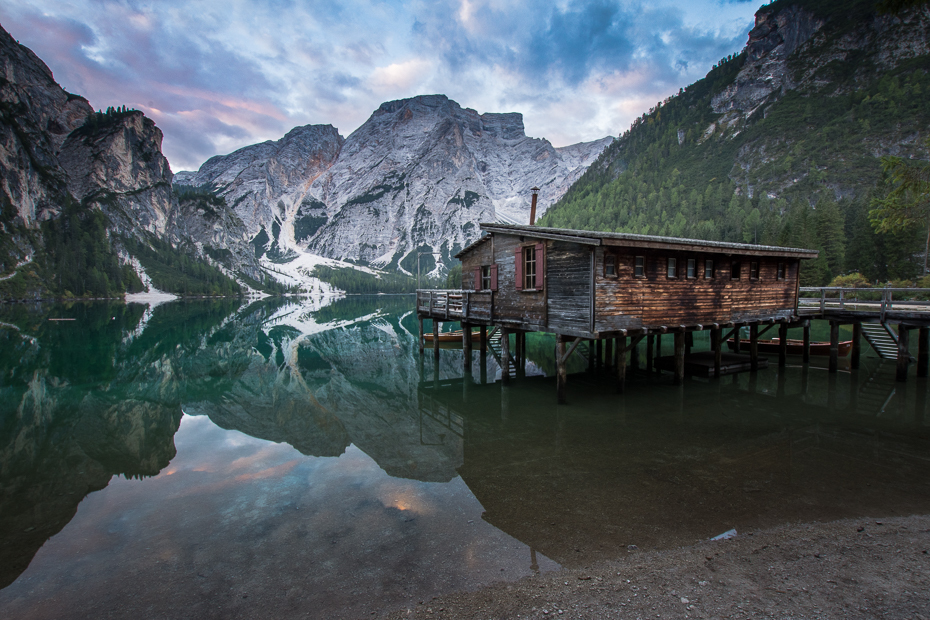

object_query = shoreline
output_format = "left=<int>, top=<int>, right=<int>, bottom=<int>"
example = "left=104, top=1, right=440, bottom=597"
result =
left=387, top=514, right=930, bottom=619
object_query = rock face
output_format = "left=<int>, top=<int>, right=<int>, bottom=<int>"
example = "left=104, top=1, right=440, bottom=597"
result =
left=0, top=23, right=262, bottom=289
left=181, top=95, right=612, bottom=272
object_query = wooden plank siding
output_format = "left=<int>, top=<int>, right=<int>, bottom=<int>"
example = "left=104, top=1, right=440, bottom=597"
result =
left=546, top=241, right=592, bottom=332
left=594, top=247, right=800, bottom=332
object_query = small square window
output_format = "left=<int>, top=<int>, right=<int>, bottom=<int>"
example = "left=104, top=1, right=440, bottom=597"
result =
left=605, top=254, right=616, bottom=277
left=731, top=261, right=741, bottom=279
left=634, top=256, right=645, bottom=278
left=687, top=258, right=696, bottom=279
left=777, top=262, right=786, bottom=280
left=750, top=261, right=759, bottom=279
left=667, top=257, right=677, bottom=279
left=704, top=259, right=714, bottom=279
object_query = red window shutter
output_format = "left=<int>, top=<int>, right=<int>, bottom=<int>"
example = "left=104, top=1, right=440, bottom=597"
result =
left=514, top=248, right=523, bottom=290
left=473, top=267, right=481, bottom=290
left=490, top=264, right=498, bottom=291
left=535, top=243, right=544, bottom=289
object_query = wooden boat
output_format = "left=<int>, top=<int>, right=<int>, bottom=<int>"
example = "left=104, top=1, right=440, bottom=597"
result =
left=423, top=330, right=482, bottom=342
left=726, top=338, right=853, bottom=357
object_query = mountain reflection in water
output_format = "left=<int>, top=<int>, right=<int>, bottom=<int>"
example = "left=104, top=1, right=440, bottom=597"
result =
left=1, top=296, right=929, bottom=618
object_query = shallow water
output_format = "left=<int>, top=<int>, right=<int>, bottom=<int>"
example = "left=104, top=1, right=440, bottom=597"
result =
left=1, top=296, right=928, bottom=618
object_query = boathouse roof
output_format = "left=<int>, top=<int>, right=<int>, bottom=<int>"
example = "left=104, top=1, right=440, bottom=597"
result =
left=454, top=223, right=819, bottom=260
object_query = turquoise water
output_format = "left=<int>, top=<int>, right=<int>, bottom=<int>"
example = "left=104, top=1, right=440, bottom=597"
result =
left=1, top=296, right=928, bottom=618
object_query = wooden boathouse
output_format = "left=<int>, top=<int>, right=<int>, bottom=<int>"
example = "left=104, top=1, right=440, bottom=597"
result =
left=417, top=223, right=819, bottom=401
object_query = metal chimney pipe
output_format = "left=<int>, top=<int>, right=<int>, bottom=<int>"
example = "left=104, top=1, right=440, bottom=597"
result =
left=529, top=186, right=540, bottom=225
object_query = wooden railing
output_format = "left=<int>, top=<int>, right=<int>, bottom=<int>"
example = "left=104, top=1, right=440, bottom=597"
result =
left=416, top=289, right=494, bottom=321
left=799, top=287, right=930, bottom=320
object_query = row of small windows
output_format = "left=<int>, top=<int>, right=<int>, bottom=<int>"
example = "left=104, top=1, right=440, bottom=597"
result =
left=604, top=255, right=787, bottom=281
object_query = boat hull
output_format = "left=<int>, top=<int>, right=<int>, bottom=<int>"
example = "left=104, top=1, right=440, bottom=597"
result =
left=726, top=338, right=852, bottom=357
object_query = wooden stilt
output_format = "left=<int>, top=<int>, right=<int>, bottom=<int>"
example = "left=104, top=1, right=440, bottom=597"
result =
left=500, top=326, right=510, bottom=384
left=433, top=320, right=440, bottom=360
left=418, top=316, right=425, bottom=355
left=654, top=334, right=662, bottom=371
left=802, top=320, right=811, bottom=364
left=646, top=334, right=654, bottom=373
left=898, top=324, right=910, bottom=382
left=778, top=323, right=788, bottom=368
left=557, top=334, right=567, bottom=404
left=605, top=339, right=613, bottom=370
left=712, top=327, right=722, bottom=379
left=596, top=340, right=603, bottom=369
left=829, top=321, right=839, bottom=374
left=463, top=322, right=472, bottom=370
left=630, top=339, right=639, bottom=371
left=674, top=331, right=685, bottom=385
left=750, top=324, right=759, bottom=372
left=918, top=327, right=929, bottom=378
left=587, top=339, right=594, bottom=371
left=734, top=328, right=741, bottom=354
left=851, top=322, right=862, bottom=370
left=479, top=325, right=487, bottom=353
left=616, top=336, right=627, bottom=393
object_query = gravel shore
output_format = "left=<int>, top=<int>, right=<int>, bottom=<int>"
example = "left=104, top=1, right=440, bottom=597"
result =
left=387, top=514, right=930, bottom=619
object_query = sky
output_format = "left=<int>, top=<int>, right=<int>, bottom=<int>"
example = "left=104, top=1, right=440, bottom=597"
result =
left=2, top=0, right=759, bottom=172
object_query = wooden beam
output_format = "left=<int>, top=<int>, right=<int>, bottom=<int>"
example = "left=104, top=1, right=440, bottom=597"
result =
left=646, top=334, right=654, bottom=374
left=852, top=322, right=861, bottom=370
left=750, top=324, right=759, bottom=372
left=596, top=339, right=603, bottom=369
left=897, top=324, right=910, bottom=382
left=433, top=320, right=440, bottom=360
left=829, top=321, right=839, bottom=374
left=501, top=326, right=510, bottom=384
left=605, top=338, right=614, bottom=370
left=919, top=327, right=929, bottom=378
left=778, top=323, right=788, bottom=368
left=557, top=334, right=567, bottom=403
left=479, top=325, right=487, bottom=354
left=674, top=331, right=685, bottom=385
left=712, top=326, right=722, bottom=379
left=418, top=316, right=425, bottom=355
left=757, top=323, right=778, bottom=339
left=802, top=320, right=811, bottom=364
left=560, top=336, right=585, bottom=364
left=616, top=335, right=627, bottom=393
left=463, top=322, right=472, bottom=370
left=733, top=326, right=741, bottom=354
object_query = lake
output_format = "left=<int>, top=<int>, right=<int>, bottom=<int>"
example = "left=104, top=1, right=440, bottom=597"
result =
left=1, top=296, right=929, bottom=618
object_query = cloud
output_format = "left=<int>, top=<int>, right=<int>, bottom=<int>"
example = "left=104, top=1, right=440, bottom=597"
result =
left=1, top=0, right=757, bottom=170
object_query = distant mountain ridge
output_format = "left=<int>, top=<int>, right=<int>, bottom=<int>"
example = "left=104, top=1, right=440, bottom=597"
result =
left=178, top=94, right=612, bottom=274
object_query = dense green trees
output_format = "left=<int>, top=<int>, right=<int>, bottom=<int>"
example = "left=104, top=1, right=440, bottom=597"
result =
left=122, top=235, right=242, bottom=296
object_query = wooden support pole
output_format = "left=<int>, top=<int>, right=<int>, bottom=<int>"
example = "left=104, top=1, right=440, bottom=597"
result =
left=802, top=320, right=811, bottom=364
left=514, top=330, right=522, bottom=368
left=616, top=335, right=627, bottom=393
left=654, top=334, right=662, bottom=371
left=630, top=339, right=639, bottom=372
left=556, top=334, right=567, bottom=404
left=674, top=331, right=685, bottom=385
left=897, top=324, right=910, bottom=382
left=587, top=339, right=594, bottom=371
left=713, top=327, right=722, bottom=379
left=479, top=325, right=487, bottom=354
left=918, top=327, right=929, bottom=378
left=750, top=324, right=759, bottom=372
left=596, top=339, right=603, bottom=369
left=605, top=339, right=613, bottom=370
left=778, top=323, right=788, bottom=368
left=646, top=334, right=654, bottom=374
left=463, top=322, right=472, bottom=370
left=418, top=316, right=425, bottom=355
left=500, top=326, right=510, bottom=384
left=433, top=320, right=440, bottom=360
left=734, top=328, right=741, bottom=354
left=829, top=321, right=839, bottom=374
left=852, top=322, right=862, bottom=370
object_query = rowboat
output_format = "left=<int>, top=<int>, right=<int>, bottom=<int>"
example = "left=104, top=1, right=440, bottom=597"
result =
left=423, top=330, right=482, bottom=342
left=726, top=338, right=852, bottom=357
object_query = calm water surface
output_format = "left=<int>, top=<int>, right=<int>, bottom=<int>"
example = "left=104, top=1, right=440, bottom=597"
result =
left=1, top=296, right=929, bottom=618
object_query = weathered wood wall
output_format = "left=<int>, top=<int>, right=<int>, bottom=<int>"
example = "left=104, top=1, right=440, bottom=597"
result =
left=460, top=234, right=547, bottom=328
left=594, top=247, right=799, bottom=332
left=547, top=241, right=592, bottom=333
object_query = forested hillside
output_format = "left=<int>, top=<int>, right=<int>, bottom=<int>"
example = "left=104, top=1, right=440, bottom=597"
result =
left=539, top=0, right=930, bottom=285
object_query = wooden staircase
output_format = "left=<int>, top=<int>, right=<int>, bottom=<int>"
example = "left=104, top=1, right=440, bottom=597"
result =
left=861, top=323, right=915, bottom=361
